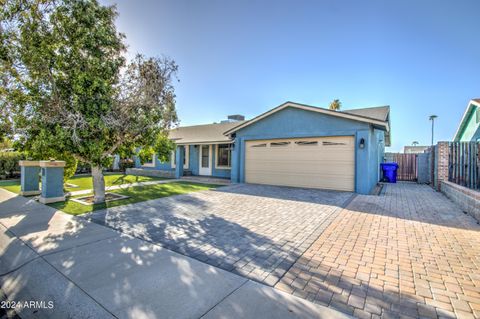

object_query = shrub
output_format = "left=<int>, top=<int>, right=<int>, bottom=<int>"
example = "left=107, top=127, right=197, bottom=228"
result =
left=0, top=152, right=25, bottom=179
left=119, top=159, right=134, bottom=173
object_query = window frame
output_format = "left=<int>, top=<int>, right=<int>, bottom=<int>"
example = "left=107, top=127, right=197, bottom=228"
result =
left=142, top=154, right=156, bottom=168
left=215, top=143, right=232, bottom=169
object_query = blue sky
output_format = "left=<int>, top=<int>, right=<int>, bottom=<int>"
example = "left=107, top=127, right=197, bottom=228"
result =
left=102, top=0, right=480, bottom=151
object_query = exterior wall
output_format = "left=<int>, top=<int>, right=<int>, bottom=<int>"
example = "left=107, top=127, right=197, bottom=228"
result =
left=417, top=153, right=431, bottom=184
left=211, top=144, right=231, bottom=179
left=441, top=181, right=480, bottom=222
left=232, top=107, right=384, bottom=194
left=133, top=144, right=231, bottom=178
left=458, top=106, right=480, bottom=141
left=126, top=168, right=175, bottom=178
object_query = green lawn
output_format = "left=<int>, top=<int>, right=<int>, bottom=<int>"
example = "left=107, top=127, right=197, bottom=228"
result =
left=0, top=173, right=168, bottom=194
left=48, top=181, right=219, bottom=215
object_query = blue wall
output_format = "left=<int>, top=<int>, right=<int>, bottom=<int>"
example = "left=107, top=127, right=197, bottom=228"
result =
left=232, top=106, right=385, bottom=194
left=134, top=145, right=231, bottom=179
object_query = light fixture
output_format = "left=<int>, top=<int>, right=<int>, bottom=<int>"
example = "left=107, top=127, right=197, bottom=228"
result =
left=359, top=138, right=365, bottom=149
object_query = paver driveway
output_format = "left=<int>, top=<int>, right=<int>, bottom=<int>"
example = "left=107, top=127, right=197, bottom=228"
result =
left=275, top=183, right=480, bottom=318
left=87, top=184, right=353, bottom=285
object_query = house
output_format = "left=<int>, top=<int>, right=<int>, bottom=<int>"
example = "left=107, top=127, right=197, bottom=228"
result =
left=453, top=98, right=480, bottom=142
left=403, top=146, right=430, bottom=154
left=134, top=101, right=391, bottom=194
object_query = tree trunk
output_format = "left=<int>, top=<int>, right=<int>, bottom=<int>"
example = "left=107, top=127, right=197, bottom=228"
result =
left=91, top=165, right=106, bottom=203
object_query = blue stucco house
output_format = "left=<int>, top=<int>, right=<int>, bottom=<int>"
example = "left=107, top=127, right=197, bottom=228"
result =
left=453, top=98, right=480, bottom=142
left=134, top=101, right=391, bottom=194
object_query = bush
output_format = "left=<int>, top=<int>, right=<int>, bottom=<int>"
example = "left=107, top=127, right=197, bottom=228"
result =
left=119, top=159, right=134, bottom=173
left=0, top=151, right=25, bottom=179
left=76, top=162, right=91, bottom=174
left=61, top=154, right=78, bottom=182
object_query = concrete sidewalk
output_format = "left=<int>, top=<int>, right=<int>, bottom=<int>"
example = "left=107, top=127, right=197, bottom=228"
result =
left=0, top=188, right=349, bottom=319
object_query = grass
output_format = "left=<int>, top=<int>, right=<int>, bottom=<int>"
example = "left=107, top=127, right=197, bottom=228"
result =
left=48, top=181, right=219, bottom=215
left=0, top=179, right=22, bottom=194
left=0, top=173, right=168, bottom=194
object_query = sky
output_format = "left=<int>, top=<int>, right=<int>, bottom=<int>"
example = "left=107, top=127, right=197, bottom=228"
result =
left=101, top=0, right=480, bottom=152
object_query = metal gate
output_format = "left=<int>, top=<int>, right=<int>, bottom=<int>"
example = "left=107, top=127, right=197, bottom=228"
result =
left=392, top=153, right=418, bottom=181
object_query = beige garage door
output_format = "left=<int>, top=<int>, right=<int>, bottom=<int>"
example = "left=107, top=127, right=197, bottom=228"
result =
left=245, top=136, right=355, bottom=191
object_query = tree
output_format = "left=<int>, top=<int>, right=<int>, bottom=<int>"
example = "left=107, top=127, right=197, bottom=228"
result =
left=1, top=0, right=178, bottom=203
left=412, top=141, right=419, bottom=146
left=329, top=99, right=341, bottom=111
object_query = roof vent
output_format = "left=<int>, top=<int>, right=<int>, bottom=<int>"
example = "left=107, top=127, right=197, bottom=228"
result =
left=227, top=114, right=245, bottom=121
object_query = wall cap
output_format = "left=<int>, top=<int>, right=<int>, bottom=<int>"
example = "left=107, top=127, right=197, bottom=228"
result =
left=19, top=160, right=40, bottom=167
left=39, top=160, right=66, bottom=168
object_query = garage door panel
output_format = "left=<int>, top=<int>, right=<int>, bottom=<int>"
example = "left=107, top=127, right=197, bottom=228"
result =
left=245, top=136, right=354, bottom=191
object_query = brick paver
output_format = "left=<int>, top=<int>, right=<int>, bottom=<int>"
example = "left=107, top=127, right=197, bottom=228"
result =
left=275, top=183, right=480, bottom=318
left=87, top=184, right=353, bottom=285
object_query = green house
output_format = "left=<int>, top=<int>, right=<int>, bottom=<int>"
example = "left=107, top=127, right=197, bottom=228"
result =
left=454, top=99, right=480, bottom=142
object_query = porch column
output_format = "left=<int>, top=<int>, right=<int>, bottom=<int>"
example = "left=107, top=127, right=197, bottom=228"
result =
left=175, top=146, right=184, bottom=179
left=231, top=138, right=240, bottom=183
left=19, top=160, right=41, bottom=196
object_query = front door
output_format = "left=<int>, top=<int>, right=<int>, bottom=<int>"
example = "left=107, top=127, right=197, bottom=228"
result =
left=199, top=145, right=212, bottom=176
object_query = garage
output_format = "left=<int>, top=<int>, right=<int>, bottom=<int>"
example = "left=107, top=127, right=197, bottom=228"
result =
left=245, top=136, right=355, bottom=191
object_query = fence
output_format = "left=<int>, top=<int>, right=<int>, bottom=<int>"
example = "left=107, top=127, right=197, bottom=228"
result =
left=448, top=141, right=480, bottom=190
left=390, top=153, right=418, bottom=181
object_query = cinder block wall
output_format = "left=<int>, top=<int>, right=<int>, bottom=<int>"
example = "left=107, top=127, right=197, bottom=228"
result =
left=442, top=181, right=480, bottom=223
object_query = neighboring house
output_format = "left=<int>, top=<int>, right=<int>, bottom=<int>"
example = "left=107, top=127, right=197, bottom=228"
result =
left=134, top=101, right=391, bottom=194
left=404, top=146, right=430, bottom=154
left=453, top=98, right=480, bottom=142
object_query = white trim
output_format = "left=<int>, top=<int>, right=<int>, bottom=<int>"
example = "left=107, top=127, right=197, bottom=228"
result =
left=453, top=100, right=480, bottom=141
left=215, top=143, right=232, bottom=170
left=224, top=102, right=389, bottom=136
left=176, top=141, right=232, bottom=145
left=39, top=195, right=65, bottom=204
left=199, top=145, right=212, bottom=176
left=171, top=151, right=176, bottom=168
left=184, top=146, right=189, bottom=169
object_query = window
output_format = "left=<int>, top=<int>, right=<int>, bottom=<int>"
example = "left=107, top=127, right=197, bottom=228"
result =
left=322, top=141, right=346, bottom=146
left=295, top=141, right=318, bottom=146
left=270, top=141, right=290, bottom=147
left=142, top=154, right=156, bottom=168
left=251, top=143, right=267, bottom=148
left=216, top=144, right=232, bottom=168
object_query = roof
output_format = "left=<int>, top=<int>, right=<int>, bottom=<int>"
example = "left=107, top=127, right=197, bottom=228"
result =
left=342, top=106, right=390, bottom=122
left=169, top=121, right=245, bottom=145
left=453, top=99, right=480, bottom=141
left=224, top=101, right=391, bottom=145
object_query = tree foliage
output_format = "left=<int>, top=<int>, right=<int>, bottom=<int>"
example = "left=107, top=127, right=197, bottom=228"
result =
left=329, top=99, right=341, bottom=111
left=1, top=0, right=178, bottom=202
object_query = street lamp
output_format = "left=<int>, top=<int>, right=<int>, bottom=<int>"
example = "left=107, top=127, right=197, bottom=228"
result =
left=429, top=115, right=438, bottom=145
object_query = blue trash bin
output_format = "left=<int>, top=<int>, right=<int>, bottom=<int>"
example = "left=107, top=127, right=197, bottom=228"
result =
left=380, top=162, right=399, bottom=183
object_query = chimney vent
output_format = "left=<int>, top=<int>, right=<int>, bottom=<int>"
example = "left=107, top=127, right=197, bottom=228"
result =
left=227, top=114, right=245, bottom=121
